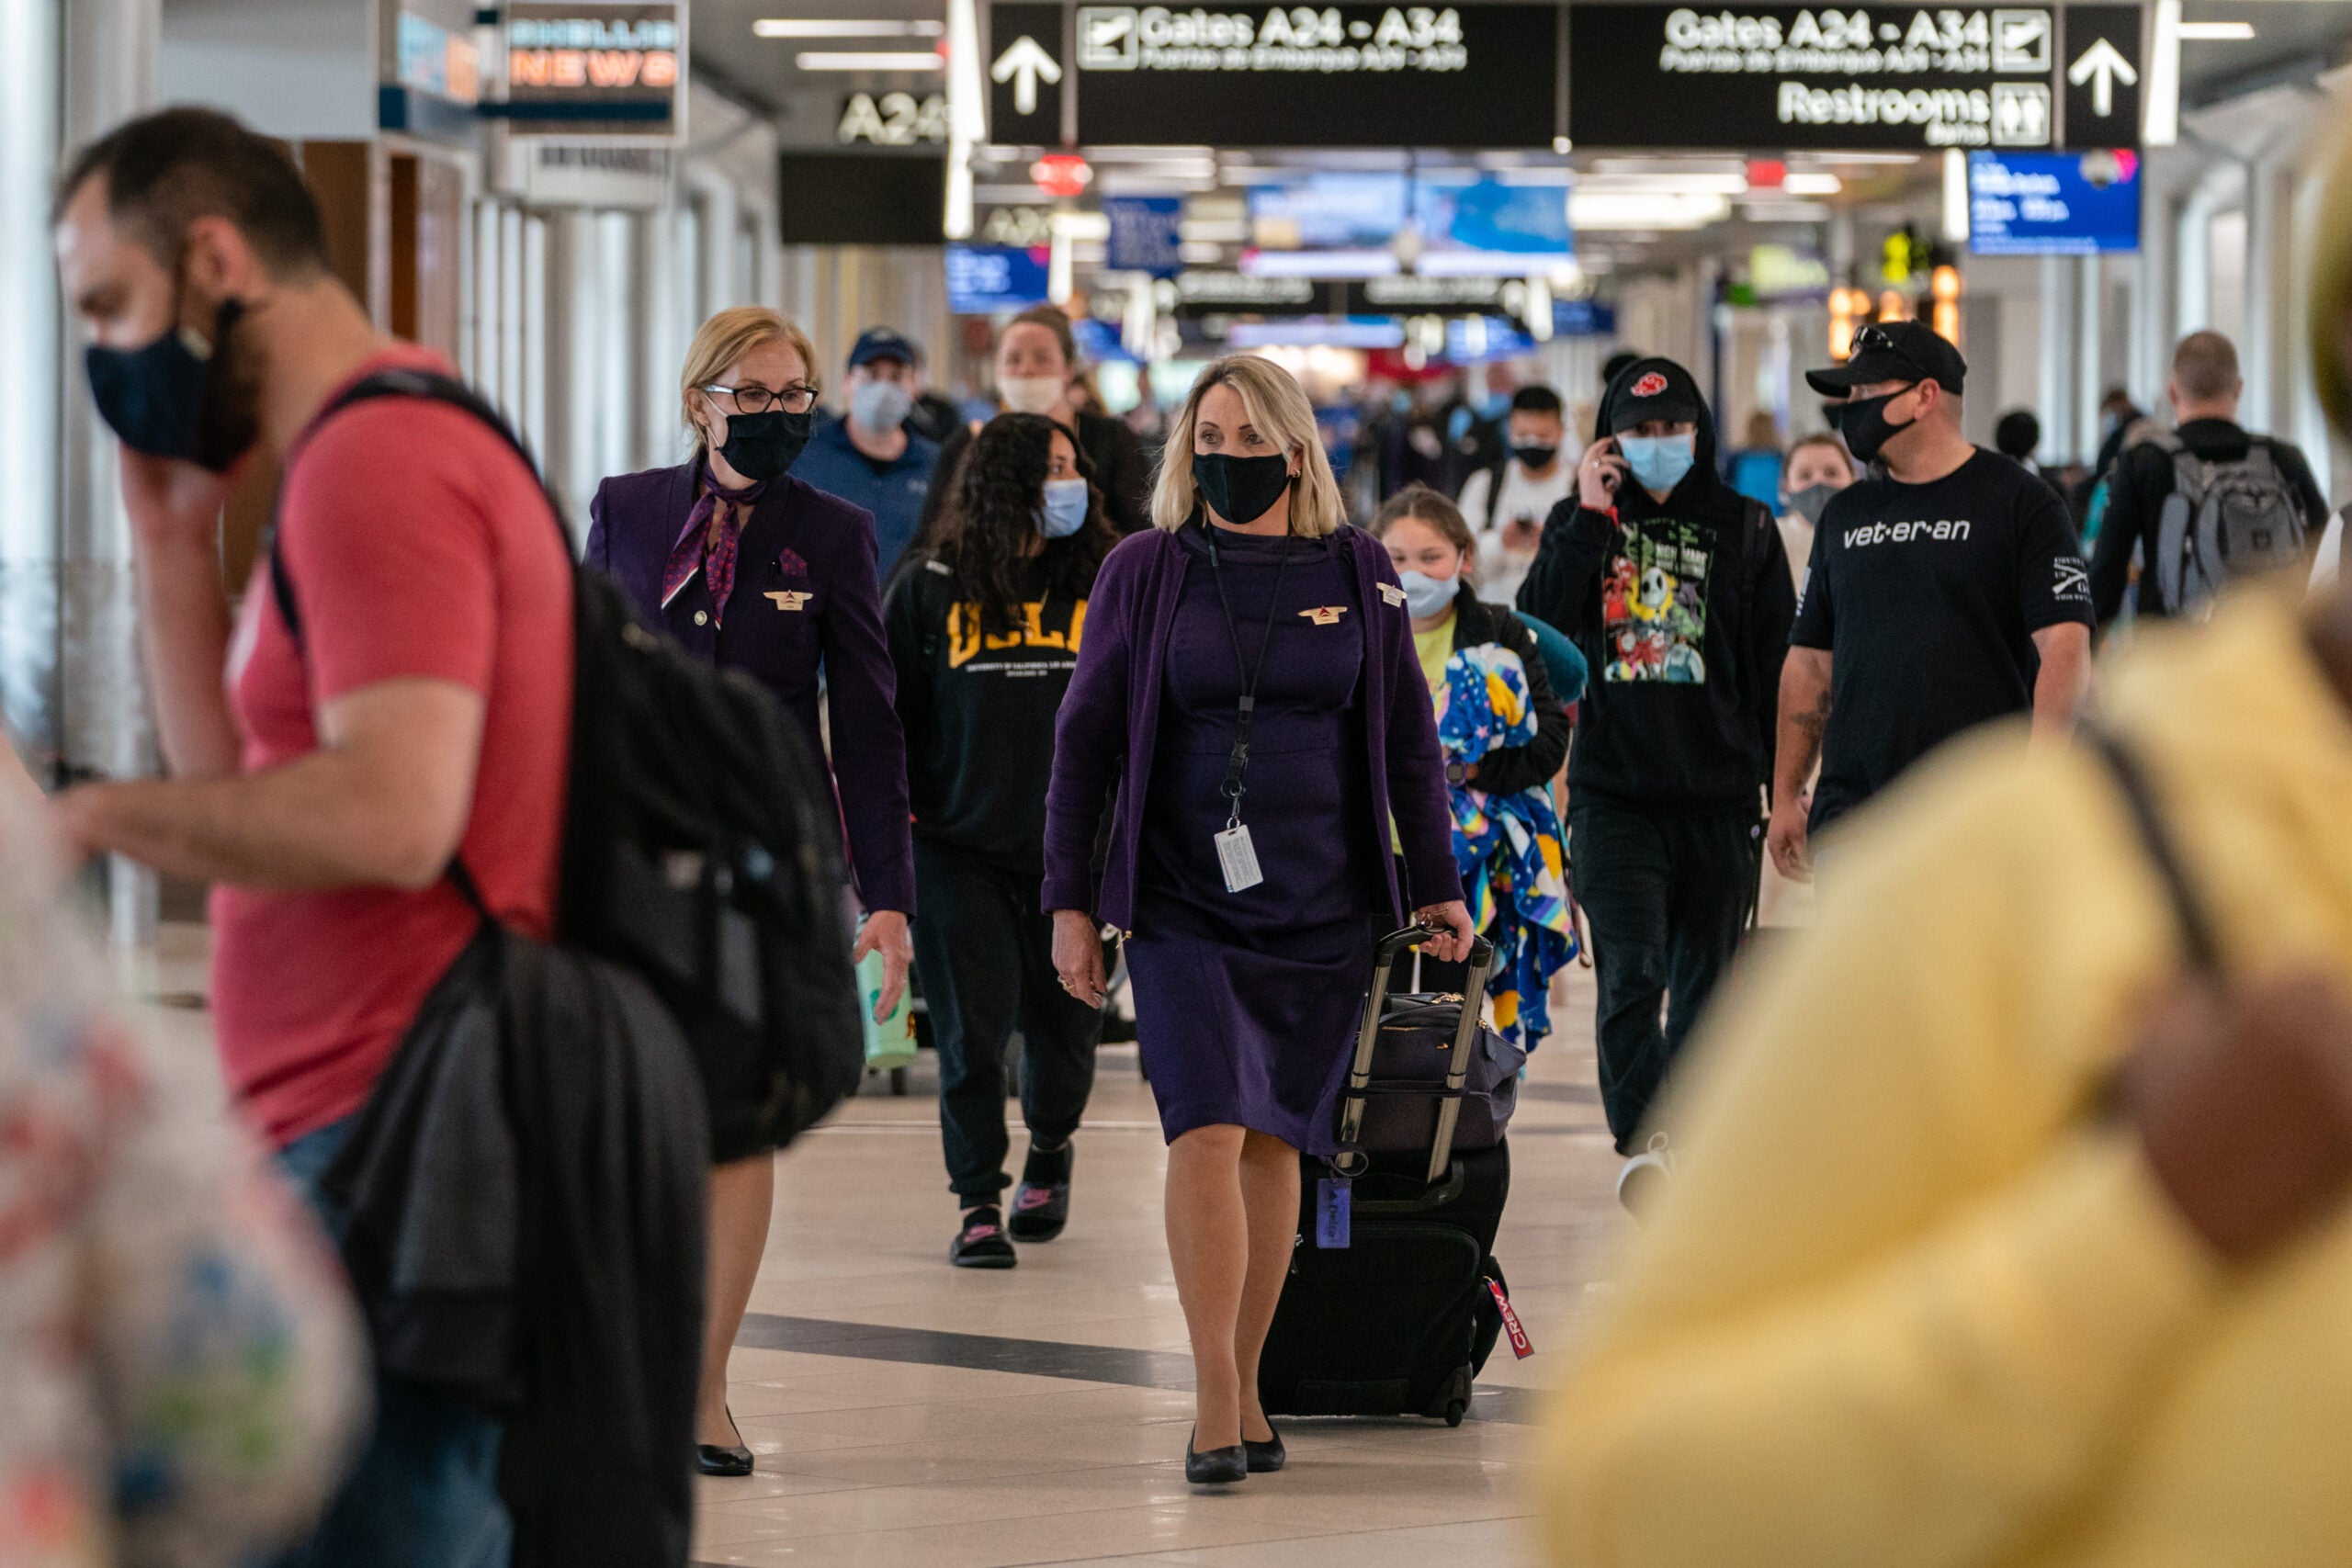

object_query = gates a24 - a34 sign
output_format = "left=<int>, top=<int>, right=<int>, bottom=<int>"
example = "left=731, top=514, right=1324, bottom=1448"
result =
left=1569, top=6, right=2142, bottom=152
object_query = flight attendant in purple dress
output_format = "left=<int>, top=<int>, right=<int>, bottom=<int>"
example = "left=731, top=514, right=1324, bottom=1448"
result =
left=1044, top=355, right=1473, bottom=1484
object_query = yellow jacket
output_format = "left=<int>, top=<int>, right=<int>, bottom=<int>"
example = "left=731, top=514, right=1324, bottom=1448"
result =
left=1541, top=593, right=2352, bottom=1568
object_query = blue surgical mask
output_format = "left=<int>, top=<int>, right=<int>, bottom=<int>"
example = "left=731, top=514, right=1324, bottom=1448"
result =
left=1617, top=432, right=1697, bottom=495
left=851, top=378, right=912, bottom=433
left=1396, top=569, right=1457, bottom=618
left=1038, top=477, right=1090, bottom=538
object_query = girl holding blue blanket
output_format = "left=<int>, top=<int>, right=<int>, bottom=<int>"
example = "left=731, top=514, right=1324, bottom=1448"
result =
left=1371, top=486, right=1580, bottom=1048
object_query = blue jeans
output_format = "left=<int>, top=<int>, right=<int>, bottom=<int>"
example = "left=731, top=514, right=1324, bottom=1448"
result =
left=272, top=1116, right=513, bottom=1568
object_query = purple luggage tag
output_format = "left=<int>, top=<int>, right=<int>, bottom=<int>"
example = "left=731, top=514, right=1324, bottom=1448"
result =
left=1315, top=1177, right=1351, bottom=1248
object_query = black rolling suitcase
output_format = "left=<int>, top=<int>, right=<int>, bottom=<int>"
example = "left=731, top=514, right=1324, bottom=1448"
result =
left=1257, top=926, right=1531, bottom=1427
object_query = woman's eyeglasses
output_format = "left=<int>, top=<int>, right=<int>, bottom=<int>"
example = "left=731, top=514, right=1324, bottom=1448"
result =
left=705, top=382, right=818, bottom=416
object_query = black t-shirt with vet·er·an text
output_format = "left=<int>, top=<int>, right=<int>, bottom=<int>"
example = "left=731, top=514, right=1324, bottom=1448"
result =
left=1792, top=449, right=2093, bottom=833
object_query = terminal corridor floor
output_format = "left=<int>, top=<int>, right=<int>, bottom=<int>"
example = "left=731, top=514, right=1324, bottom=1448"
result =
left=695, top=964, right=1624, bottom=1567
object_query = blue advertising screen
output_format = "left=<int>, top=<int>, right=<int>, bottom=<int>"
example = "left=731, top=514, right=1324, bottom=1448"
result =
left=1414, top=178, right=1573, bottom=276
left=945, top=245, right=1052, bottom=314
left=1968, top=151, right=2141, bottom=256
left=1103, top=196, right=1184, bottom=277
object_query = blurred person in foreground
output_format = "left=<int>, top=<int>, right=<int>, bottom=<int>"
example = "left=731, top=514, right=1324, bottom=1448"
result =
left=49, top=107, right=581, bottom=1562
left=0, top=754, right=366, bottom=1567
left=1538, top=128, right=2352, bottom=1568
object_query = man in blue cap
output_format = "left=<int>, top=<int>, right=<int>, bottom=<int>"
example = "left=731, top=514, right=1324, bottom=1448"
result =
left=794, top=326, right=943, bottom=581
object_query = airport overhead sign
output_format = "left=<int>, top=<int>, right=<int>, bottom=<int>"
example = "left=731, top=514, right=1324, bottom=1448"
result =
left=1567, top=6, right=2144, bottom=152
left=985, top=3, right=1561, bottom=148
left=502, top=2, right=684, bottom=139
left=1967, top=148, right=2141, bottom=253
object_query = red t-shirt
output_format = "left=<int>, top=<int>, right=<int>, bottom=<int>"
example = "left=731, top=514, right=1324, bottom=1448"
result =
left=211, top=347, right=573, bottom=1146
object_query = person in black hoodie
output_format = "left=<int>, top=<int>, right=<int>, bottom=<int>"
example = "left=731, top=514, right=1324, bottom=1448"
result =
left=1517, top=358, right=1794, bottom=1196
left=886, top=412, right=1118, bottom=1268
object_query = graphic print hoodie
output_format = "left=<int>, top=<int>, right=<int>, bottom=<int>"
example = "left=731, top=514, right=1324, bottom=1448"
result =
left=1516, top=357, right=1797, bottom=811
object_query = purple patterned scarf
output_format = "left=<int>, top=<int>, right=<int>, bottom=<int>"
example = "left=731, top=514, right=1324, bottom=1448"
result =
left=661, top=465, right=769, bottom=625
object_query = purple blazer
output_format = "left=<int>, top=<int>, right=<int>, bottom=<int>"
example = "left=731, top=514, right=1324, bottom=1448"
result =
left=585, top=462, right=916, bottom=916
left=1041, top=523, right=1463, bottom=931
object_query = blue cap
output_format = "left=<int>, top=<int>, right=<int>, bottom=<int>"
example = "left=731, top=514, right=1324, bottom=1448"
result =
left=849, top=326, right=919, bottom=369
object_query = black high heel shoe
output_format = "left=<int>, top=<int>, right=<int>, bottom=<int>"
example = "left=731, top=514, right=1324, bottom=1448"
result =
left=1242, top=1421, right=1285, bottom=1473
left=695, top=1407, right=754, bottom=1477
left=1185, top=1428, right=1248, bottom=1485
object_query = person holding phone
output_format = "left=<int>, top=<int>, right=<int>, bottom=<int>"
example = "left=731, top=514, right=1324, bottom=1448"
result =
left=1517, top=358, right=1795, bottom=1206
left=1042, top=355, right=1473, bottom=1483
left=1457, top=385, right=1574, bottom=608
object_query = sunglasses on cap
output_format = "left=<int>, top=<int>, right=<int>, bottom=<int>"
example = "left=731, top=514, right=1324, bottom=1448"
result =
left=1849, top=324, right=1933, bottom=387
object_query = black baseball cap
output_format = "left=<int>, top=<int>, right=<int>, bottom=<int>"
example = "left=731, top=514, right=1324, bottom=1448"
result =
left=1604, top=359, right=1702, bottom=433
left=1806, top=321, right=1966, bottom=397
left=848, top=326, right=919, bottom=369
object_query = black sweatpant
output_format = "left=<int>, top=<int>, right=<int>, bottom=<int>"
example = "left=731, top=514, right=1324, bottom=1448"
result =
left=911, top=837, right=1104, bottom=1203
left=1567, top=798, right=1758, bottom=1154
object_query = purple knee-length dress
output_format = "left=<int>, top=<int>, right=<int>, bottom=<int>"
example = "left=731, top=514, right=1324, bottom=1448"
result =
left=1125, top=525, right=1381, bottom=1153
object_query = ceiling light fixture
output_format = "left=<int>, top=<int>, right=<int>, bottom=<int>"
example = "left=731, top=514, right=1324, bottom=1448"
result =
left=795, top=51, right=943, bottom=71
left=1568, top=192, right=1733, bottom=230
left=1782, top=172, right=1843, bottom=195
left=756, top=18, right=944, bottom=38
left=2174, top=20, right=2256, bottom=39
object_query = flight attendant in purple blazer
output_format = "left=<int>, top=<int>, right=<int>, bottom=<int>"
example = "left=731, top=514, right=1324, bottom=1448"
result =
left=1044, top=355, right=1474, bottom=1484
left=583, top=306, right=915, bottom=1479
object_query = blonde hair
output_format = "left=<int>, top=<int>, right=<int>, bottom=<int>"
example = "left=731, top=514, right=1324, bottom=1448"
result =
left=2315, top=120, right=2352, bottom=437
left=1151, top=355, right=1345, bottom=538
left=679, top=305, right=819, bottom=454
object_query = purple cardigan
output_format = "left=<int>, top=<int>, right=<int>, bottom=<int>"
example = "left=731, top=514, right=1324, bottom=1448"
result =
left=585, top=462, right=916, bottom=916
left=1041, top=523, right=1463, bottom=931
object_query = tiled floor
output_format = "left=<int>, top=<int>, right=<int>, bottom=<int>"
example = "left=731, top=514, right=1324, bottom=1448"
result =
left=695, top=964, right=1625, bottom=1567
left=126, top=928, right=1626, bottom=1566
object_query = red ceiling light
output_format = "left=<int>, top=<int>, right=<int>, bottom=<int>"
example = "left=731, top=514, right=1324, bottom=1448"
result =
left=1031, top=153, right=1092, bottom=198
left=1745, top=158, right=1787, bottom=189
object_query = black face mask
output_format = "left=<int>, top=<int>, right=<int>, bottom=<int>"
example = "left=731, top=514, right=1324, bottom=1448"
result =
left=1510, top=443, right=1560, bottom=471
left=1193, top=451, right=1293, bottom=526
left=716, top=408, right=810, bottom=482
left=1838, top=387, right=1917, bottom=466
left=85, top=298, right=256, bottom=473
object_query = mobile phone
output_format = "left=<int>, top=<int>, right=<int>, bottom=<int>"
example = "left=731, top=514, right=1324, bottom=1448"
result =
left=1596, top=437, right=1623, bottom=491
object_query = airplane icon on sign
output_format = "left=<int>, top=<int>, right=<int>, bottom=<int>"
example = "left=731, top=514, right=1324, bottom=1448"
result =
left=1992, top=8, right=2052, bottom=71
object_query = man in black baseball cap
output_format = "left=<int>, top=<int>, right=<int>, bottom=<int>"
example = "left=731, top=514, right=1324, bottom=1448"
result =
left=1769, top=319, right=2093, bottom=886
left=1518, top=357, right=1796, bottom=1202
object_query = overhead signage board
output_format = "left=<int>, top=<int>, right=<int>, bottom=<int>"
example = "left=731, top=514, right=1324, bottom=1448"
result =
left=836, top=91, right=951, bottom=145
left=508, top=141, right=671, bottom=208
left=2057, top=6, right=2140, bottom=150
left=1103, top=196, right=1184, bottom=276
left=504, top=3, right=684, bottom=139
left=1568, top=6, right=2140, bottom=152
left=779, top=154, right=946, bottom=244
left=947, top=244, right=1055, bottom=314
left=1967, top=148, right=2140, bottom=253
left=987, top=3, right=1561, bottom=148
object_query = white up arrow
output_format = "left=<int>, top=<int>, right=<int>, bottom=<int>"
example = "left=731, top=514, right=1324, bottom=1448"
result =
left=2067, top=38, right=2138, bottom=117
left=989, top=36, right=1062, bottom=116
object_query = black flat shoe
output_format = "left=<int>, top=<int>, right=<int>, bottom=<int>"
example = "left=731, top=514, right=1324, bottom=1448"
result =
left=695, top=1407, right=754, bottom=1476
left=1185, top=1429, right=1248, bottom=1485
left=1242, top=1423, right=1285, bottom=1473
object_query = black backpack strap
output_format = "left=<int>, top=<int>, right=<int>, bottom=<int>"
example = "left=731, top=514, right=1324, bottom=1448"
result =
left=2084, top=727, right=2223, bottom=976
left=265, top=368, right=560, bottom=924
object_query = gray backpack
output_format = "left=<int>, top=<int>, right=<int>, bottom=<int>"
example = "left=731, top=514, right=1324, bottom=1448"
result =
left=2154, top=435, right=2306, bottom=616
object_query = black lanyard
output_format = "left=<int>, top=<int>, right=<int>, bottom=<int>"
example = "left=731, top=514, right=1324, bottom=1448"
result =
left=1202, top=521, right=1292, bottom=829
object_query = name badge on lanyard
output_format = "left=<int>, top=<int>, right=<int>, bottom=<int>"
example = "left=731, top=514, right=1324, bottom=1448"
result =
left=1204, top=523, right=1292, bottom=896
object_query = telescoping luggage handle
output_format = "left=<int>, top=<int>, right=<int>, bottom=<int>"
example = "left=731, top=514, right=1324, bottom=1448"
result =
left=1335, top=923, right=1498, bottom=1186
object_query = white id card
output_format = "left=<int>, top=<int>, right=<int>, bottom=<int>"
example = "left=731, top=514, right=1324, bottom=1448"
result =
left=1214, top=823, right=1264, bottom=893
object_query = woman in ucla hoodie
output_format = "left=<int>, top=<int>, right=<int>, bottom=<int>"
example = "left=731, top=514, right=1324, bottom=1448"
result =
left=1516, top=358, right=1795, bottom=1201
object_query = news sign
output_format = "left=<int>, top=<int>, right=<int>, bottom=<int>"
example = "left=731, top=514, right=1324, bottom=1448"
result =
left=987, top=4, right=1562, bottom=149
left=1568, top=6, right=2142, bottom=152
left=503, top=3, right=684, bottom=139
left=1967, top=148, right=2140, bottom=254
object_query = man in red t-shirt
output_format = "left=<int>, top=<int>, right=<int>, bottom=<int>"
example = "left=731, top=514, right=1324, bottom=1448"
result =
left=51, top=108, right=571, bottom=1567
